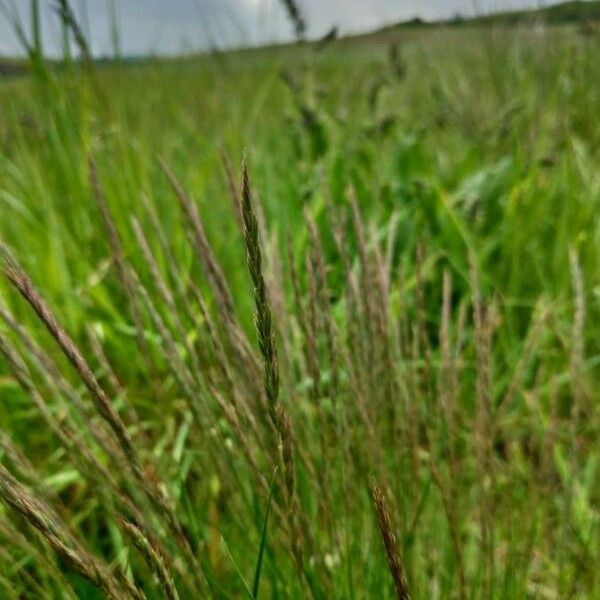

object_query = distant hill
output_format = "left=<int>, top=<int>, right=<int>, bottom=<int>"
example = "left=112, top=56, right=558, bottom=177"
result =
left=383, top=0, right=600, bottom=31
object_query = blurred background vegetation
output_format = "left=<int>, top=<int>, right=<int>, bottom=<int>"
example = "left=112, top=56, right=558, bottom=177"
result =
left=0, top=1, right=600, bottom=598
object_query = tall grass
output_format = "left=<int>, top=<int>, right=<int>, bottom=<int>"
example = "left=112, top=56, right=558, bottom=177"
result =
left=0, top=15, right=599, bottom=599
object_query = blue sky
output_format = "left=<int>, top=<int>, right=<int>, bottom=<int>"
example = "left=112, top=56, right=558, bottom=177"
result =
left=0, top=1, right=563, bottom=57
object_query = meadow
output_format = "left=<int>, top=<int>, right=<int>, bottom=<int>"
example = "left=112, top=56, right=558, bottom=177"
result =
left=0, top=18, right=599, bottom=599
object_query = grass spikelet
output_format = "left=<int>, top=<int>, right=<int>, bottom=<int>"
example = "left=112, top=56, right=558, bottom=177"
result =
left=161, top=161, right=264, bottom=401
left=120, top=518, right=180, bottom=600
left=0, top=431, right=57, bottom=502
left=0, top=518, right=77, bottom=598
left=0, top=464, right=139, bottom=600
left=0, top=243, right=202, bottom=590
left=241, top=163, right=280, bottom=417
left=0, top=242, right=142, bottom=480
left=0, top=328, right=118, bottom=492
left=369, top=475, right=410, bottom=600
left=0, top=300, right=123, bottom=461
left=240, top=158, right=305, bottom=572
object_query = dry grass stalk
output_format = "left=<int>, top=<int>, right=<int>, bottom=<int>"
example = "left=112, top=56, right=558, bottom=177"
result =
left=369, top=476, right=411, bottom=600
left=287, top=235, right=320, bottom=401
left=89, top=159, right=151, bottom=371
left=265, top=229, right=297, bottom=406
left=160, top=160, right=235, bottom=321
left=0, top=545, right=49, bottom=599
left=326, top=202, right=372, bottom=429
left=130, top=268, right=272, bottom=589
left=85, top=326, right=144, bottom=439
left=0, top=518, right=77, bottom=599
left=349, top=190, right=377, bottom=374
left=439, top=270, right=459, bottom=476
left=569, top=248, right=587, bottom=421
left=189, top=283, right=263, bottom=439
left=470, top=255, right=496, bottom=596
left=140, top=192, right=189, bottom=302
left=139, top=193, right=262, bottom=407
left=220, top=148, right=244, bottom=231
left=396, top=262, right=409, bottom=360
left=0, top=431, right=58, bottom=504
left=160, top=163, right=264, bottom=399
left=345, top=270, right=375, bottom=433
left=306, top=214, right=339, bottom=401
left=384, top=213, right=400, bottom=294
left=500, top=303, right=549, bottom=411
left=0, top=329, right=164, bottom=553
left=0, top=464, right=139, bottom=600
left=541, top=375, right=560, bottom=489
left=141, top=192, right=263, bottom=429
left=0, top=301, right=124, bottom=460
left=415, top=242, right=432, bottom=400
left=120, top=518, right=179, bottom=600
left=439, top=270, right=454, bottom=416
left=0, top=244, right=142, bottom=481
left=370, top=227, right=398, bottom=432
left=130, top=267, right=207, bottom=424
left=342, top=219, right=381, bottom=451
left=128, top=219, right=272, bottom=592
left=0, top=432, right=35, bottom=477
left=86, top=325, right=124, bottom=397
left=470, top=256, right=494, bottom=460
left=305, top=251, right=322, bottom=401
left=429, top=460, right=466, bottom=600
left=241, top=163, right=282, bottom=434
left=0, top=334, right=179, bottom=587
left=0, top=329, right=121, bottom=495
left=0, top=244, right=204, bottom=591
left=11, top=326, right=131, bottom=476
left=131, top=215, right=205, bottom=386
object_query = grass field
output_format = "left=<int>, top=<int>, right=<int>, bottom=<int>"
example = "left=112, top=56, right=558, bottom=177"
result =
left=0, top=15, right=600, bottom=600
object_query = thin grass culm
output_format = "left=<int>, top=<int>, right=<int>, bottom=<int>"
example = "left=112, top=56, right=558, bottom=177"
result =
left=239, top=159, right=306, bottom=577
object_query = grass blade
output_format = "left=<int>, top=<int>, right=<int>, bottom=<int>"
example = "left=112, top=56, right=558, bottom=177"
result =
left=253, top=467, right=278, bottom=599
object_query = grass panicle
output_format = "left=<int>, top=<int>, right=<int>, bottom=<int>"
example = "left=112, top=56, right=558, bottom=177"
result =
left=370, top=476, right=411, bottom=600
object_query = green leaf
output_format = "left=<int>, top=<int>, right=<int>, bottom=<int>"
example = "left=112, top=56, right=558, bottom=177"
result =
left=220, top=536, right=253, bottom=599
left=253, top=466, right=277, bottom=599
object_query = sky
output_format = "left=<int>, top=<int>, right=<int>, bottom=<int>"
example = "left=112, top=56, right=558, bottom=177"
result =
left=0, top=0, right=562, bottom=57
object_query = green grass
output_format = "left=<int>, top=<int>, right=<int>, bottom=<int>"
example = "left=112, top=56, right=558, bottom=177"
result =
left=0, top=21, right=599, bottom=599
